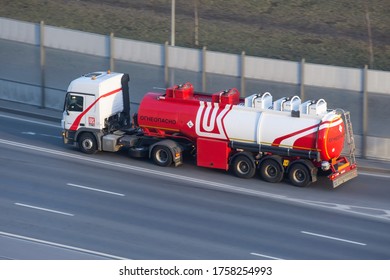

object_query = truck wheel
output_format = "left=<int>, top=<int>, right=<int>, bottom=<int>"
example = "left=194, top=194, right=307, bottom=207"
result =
left=259, top=158, right=284, bottom=183
left=232, top=155, right=255, bottom=179
left=288, top=163, right=311, bottom=187
left=152, top=145, right=173, bottom=167
left=78, top=133, right=97, bottom=154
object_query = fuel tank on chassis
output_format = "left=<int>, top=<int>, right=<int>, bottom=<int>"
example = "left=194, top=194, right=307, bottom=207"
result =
left=137, top=90, right=345, bottom=162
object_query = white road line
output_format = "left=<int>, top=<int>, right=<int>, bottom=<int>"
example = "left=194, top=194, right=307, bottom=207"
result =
left=40, top=133, right=63, bottom=139
left=250, top=252, right=284, bottom=260
left=0, top=113, right=61, bottom=128
left=22, top=131, right=62, bottom=139
left=359, top=171, right=390, bottom=179
left=0, top=230, right=127, bottom=260
left=301, top=231, right=366, bottom=246
left=67, top=183, right=125, bottom=196
left=14, top=203, right=74, bottom=217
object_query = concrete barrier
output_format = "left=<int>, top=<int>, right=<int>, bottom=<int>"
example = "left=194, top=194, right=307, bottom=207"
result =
left=0, top=17, right=389, bottom=161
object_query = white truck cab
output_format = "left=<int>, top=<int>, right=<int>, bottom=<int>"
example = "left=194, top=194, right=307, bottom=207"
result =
left=62, top=71, right=130, bottom=153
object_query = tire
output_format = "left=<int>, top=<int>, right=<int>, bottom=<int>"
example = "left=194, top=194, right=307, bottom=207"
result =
left=288, top=163, right=311, bottom=187
left=232, top=155, right=255, bottom=179
left=259, top=158, right=284, bottom=183
left=151, top=145, right=173, bottom=167
left=78, top=133, right=97, bottom=154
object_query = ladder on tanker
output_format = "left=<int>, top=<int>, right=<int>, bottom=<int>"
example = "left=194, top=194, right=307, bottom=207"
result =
left=341, top=110, right=356, bottom=165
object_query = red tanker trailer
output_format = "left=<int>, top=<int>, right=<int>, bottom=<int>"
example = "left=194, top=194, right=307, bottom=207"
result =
left=62, top=71, right=357, bottom=187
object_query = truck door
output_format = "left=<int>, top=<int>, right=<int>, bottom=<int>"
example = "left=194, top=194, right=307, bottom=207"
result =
left=63, top=93, right=86, bottom=130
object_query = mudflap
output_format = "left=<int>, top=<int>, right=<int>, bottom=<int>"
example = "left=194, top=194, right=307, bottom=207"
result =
left=330, top=167, right=358, bottom=188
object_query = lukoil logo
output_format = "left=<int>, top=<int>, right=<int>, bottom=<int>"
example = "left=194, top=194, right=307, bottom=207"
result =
left=195, top=101, right=232, bottom=139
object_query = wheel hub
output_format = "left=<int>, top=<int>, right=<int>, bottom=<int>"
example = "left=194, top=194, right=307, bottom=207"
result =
left=265, top=166, right=277, bottom=178
left=156, top=150, right=168, bottom=164
left=238, top=161, right=249, bottom=174
left=82, top=139, right=93, bottom=150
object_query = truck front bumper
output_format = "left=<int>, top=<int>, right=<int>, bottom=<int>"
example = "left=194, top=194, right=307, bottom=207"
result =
left=62, top=130, right=76, bottom=145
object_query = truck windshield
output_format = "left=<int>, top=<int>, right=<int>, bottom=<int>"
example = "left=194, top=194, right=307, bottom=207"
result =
left=65, top=93, right=84, bottom=112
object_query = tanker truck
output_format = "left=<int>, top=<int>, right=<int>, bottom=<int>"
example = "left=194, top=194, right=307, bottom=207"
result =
left=61, top=71, right=357, bottom=188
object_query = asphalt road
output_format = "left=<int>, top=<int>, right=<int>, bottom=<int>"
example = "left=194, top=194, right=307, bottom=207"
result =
left=0, top=112, right=389, bottom=260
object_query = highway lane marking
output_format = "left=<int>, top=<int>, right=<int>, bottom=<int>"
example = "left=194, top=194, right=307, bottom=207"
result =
left=0, top=230, right=127, bottom=260
left=1, top=138, right=390, bottom=222
left=0, top=113, right=61, bottom=128
left=40, top=133, right=62, bottom=139
left=359, top=171, right=390, bottom=179
left=14, top=203, right=74, bottom=217
left=67, top=183, right=125, bottom=196
left=301, top=231, right=366, bottom=246
left=250, top=252, right=284, bottom=260
left=293, top=199, right=390, bottom=220
left=22, top=131, right=62, bottom=139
